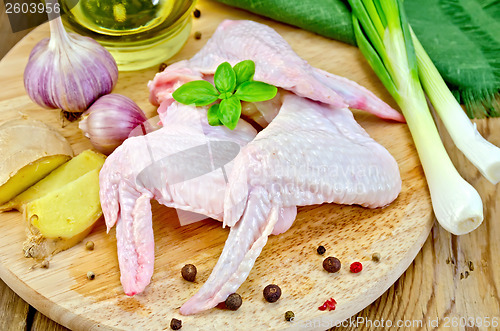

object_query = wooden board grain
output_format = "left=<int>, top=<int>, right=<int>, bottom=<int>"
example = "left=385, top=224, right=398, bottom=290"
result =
left=0, top=1, right=434, bottom=330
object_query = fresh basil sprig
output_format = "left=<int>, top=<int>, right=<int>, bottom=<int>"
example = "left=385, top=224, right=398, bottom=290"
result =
left=172, top=60, right=277, bottom=130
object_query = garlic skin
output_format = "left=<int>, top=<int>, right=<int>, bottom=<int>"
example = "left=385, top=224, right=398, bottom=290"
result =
left=79, top=94, right=148, bottom=155
left=24, top=17, right=118, bottom=112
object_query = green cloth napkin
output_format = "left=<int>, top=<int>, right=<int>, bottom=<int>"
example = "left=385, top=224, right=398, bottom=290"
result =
left=215, top=0, right=500, bottom=118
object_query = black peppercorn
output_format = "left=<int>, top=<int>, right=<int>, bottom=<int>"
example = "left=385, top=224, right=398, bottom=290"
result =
left=263, top=284, right=281, bottom=303
left=194, top=31, right=202, bottom=40
left=181, top=264, right=197, bottom=282
left=225, top=293, right=242, bottom=311
left=170, top=318, right=182, bottom=330
left=285, top=311, right=295, bottom=321
left=193, top=8, right=201, bottom=18
left=317, top=245, right=326, bottom=255
left=323, top=257, right=341, bottom=273
left=158, top=62, right=168, bottom=72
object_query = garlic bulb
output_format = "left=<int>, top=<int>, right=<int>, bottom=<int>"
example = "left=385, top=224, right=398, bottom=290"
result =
left=79, top=94, right=149, bottom=155
left=24, top=2, right=118, bottom=112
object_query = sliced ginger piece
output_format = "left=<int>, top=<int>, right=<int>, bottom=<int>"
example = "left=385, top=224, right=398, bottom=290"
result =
left=0, top=155, right=71, bottom=206
left=1, top=149, right=106, bottom=212
left=23, top=168, right=102, bottom=259
left=0, top=119, right=73, bottom=205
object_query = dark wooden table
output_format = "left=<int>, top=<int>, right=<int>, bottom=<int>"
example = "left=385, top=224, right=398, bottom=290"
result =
left=1, top=2, right=499, bottom=330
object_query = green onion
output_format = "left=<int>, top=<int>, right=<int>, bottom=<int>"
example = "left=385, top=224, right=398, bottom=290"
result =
left=349, top=0, right=483, bottom=235
left=411, top=30, right=500, bottom=185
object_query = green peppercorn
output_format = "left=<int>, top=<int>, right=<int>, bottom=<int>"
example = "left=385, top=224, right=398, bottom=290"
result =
left=323, top=256, right=341, bottom=273
left=225, top=293, right=242, bottom=311
left=170, top=318, right=182, bottom=330
left=372, top=252, right=381, bottom=262
left=86, top=241, right=95, bottom=251
left=194, top=31, right=202, bottom=40
left=263, top=284, right=281, bottom=303
left=285, top=311, right=295, bottom=321
left=181, top=264, right=197, bottom=282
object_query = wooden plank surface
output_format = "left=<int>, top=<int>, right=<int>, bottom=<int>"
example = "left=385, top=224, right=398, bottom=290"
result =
left=0, top=1, right=499, bottom=330
left=0, top=278, right=30, bottom=331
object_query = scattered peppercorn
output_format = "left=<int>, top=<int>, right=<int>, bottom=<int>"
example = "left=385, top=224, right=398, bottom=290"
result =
left=158, top=62, right=168, bottom=72
left=87, top=271, right=95, bottom=280
left=170, top=318, right=182, bottom=330
left=225, top=293, right=242, bottom=311
left=317, top=245, right=326, bottom=255
left=41, top=260, right=49, bottom=269
left=372, top=252, right=381, bottom=262
left=350, top=262, right=363, bottom=273
left=468, top=261, right=474, bottom=271
left=181, top=264, right=197, bottom=282
left=263, top=284, right=281, bottom=303
left=318, top=298, right=337, bottom=311
left=85, top=241, right=95, bottom=251
left=194, top=31, right=202, bottom=40
left=193, top=8, right=201, bottom=18
left=285, top=311, right=295, bottom=321
left=323, top=257, right=341, bottom=273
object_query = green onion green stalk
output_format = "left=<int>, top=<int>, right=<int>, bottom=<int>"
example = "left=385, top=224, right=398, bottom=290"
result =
left=411, top=30, right=500, bottom=185
left=348, top=0, right=484, bottom=234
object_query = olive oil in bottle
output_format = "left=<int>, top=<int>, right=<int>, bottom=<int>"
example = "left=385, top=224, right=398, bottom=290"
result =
left=61, top=0, right=196, bottom=71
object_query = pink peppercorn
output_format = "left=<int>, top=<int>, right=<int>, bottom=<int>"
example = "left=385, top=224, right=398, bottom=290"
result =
left=350, top=262, right=363, bottom=273
left=318, top=298, right=337, bottom=311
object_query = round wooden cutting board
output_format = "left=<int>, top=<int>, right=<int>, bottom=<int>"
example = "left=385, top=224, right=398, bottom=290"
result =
left=0, top=1, right=433, bottom=330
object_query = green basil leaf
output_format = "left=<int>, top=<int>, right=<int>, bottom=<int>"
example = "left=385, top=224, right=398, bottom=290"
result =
left=218, top=96, right=241, bottom=130
left=214, top=62, right=236, bottom=93
left=219, top=91, right=233, bottom=100
left=172, top=80, right=219, bottom=106
left=233, top=60, right=255, bottom=86
left=207, top=104, right=222, bottom=126
left=234, top=81, right=278, bottom=102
